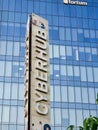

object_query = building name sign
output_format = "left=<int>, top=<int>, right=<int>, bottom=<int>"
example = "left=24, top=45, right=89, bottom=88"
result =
left=30, top=14, right=50, bottom=130
left=64, top=0, right=87, bottom=6
left=35, top=28, right=49, bottom=115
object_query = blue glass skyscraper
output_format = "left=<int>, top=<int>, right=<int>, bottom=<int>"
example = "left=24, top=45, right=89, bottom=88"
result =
left=0, top=0, right=98, bottom=130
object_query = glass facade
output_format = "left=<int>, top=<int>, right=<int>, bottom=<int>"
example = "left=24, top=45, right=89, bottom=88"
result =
left=0, top=0, right=98, bottom=129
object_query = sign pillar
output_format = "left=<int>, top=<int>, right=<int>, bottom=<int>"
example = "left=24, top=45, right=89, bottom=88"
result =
left=24, top=14, right=51, bottom=130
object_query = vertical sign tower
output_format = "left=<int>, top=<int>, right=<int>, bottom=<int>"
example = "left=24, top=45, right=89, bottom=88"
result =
left=24, top=14, right=51, bottom=130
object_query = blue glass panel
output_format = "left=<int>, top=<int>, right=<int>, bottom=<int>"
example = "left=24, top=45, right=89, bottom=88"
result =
left=9, top=0, right=15, bottom=11
left=3, top=0, right=8, bottom=10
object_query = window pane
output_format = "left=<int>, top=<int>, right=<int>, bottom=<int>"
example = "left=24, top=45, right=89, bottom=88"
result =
left=75, top=87, right=81, bottom=103
left=82, top=88, right=88, bottom=103
left=93, top=68, right=98, bottom=82
left=53, top=45, right=59, bottom=58
left=0, top=41, right=6, bottom=55
left=13, top=42, right=20, bottom=56
left=2, top=106, right=10, bottom=123
left=68, top=87, right=74, bottom=102
left=87, top=67, right=93, bottom=82
left=67, top=66, right=73, bottom=76
left=74, top=66, right=79, bottom=76
left=69, top=109, right=76, bottom=125
left=50, top=86, right=53, bottom=101
left=0, top=106, right=2, bottom=122
left=0, top=61, right=5, bottom=76
left=5, top=62, right=12, bottom=77
left=76, top=110, right=83, bottom=126
left=88, top=88, right=95, bottom=103
left=0, top=82, right=3, bottom=99
left=54, top=86, right=61, bottom=102
left=51, top=109, right=54, bottom=125
left=80, top=67, right=87, bottom=81
left=6, top=41, right=13, bottom=55
left=55, top=108, right=61, bottom=125
left=10, top=106, right=17, bottom=123
left=61, top=86, right=68, bottom=102
left=4, top=83, right=11, bottom=99
left=17, top=107, right=24, bottom=124
left=62, top=109, right=68, bottom=126
left=18, top=84, right=24, bottom=100
left=11, top=83, right=18, bottom=99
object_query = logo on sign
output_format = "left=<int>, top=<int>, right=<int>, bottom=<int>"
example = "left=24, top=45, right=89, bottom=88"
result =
left=44, top=124, right=51, bottom=130
left=64, top=0, right=87, bottom=5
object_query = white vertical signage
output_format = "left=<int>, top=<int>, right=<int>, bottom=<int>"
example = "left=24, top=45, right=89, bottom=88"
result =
left=24, top=14, right=51, bottom=130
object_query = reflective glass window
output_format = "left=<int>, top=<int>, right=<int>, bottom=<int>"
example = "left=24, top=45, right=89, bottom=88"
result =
left=4, top=83, right=11, bottom=99
left=0, top=41, right=6, bottom=55
left=53, top=45, right=59, bottom=58
left=2, top=125, right=8, bottom=130
left=6, top=41, right=13, bottom=55
left=67, top=66, right=73, bottom=76
left=10, top=106, right=17, bottom=123
left=52, top=3, right=58, bottom=15
left=5, top=62, right=12, bottom=77
left=0, top=82, right=3, bottom=99
left=12, top=62, right=19, bottom=77
left=80, top=67, right=87, bottom=81
left=15, top=0, right=21, bottom=12
left=40, top=2, right=46, bottom=14
left=49, top=45, right=53, bottom=59
left=85, top=48, right=91, bottom=61
left=75, top=87, right=81, bottom=103
left=0, top=106, right=1, bottom=122
left=53, top=16, right=58, bottom=26
left=76, top=110, right=83, bottom=126
left=60, top=46, right=66, bottom=59
left=3, top=0, right=9, bottom=10
left=65, top=28, right=71, bottom=41
left=50, top=86, right=53, bottom=101
left=2, top=12, right=8, bottom=22
left=87, top=67, right=93, bottom=82
left=46, top=3, right=52, bottom=15
left=8, top=12, right=14, bottom=22
left=74, top=66, right=79, bottom=76
left=66, top=46, right=72, bottom=56
left=83, top=110, right=89, bottom=119
left=61, top=86, right=67, bottom=102
left=62, top=109, right=68, bottom=126
left=9, top=125, right=16, bottom=130
left=9, top=0, right=15, bottom=11
left=69, top=109, right=76, bottom=125
left=90, top=110, right=96, bottom=117
left=18, top=84, right=24, bottom=100
left=88, top=88, right=95, bottom=103
left=55, top=108, right=61, bottom=125
left=54, top=86, right=61, bottom=102
left=51, top=109, right=54, bottom=125
left=11, top=83, right=18, bottom=99
left=61, top=65, right=66, bottom=75
left=17, top=107, right=24, bottom=124
left=93, top=68, right=98, bottom=82
left=0, top=61, right=5, bottom=76
left=52, top=27, right=59, bottom=40
left=17, top=125, right=24, bottom=130
left=82, top=88, right=88, bottom=103
left=72, top=29, right=77, bottom=41
left=50, top=64, right=53, bottom=75
left=15, top=13, right=21, bottom=23
left=2, top=106, right=10, bottom=123
left=68, top=87, right=75, bottom=102
left=8, top=23, right=14, bottom=36
left=59, top=28, right=65, bottom=40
